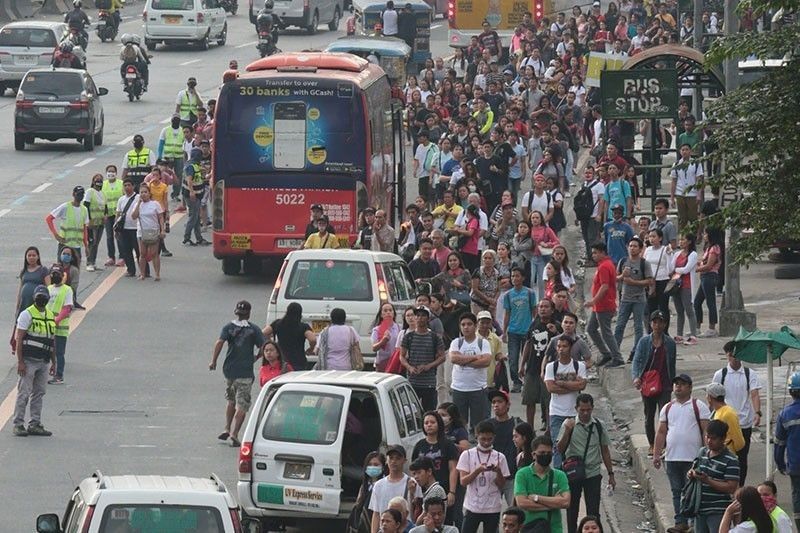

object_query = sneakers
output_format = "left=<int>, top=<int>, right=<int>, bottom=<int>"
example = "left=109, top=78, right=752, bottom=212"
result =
left=115, top=259, right=125, bottom=267
left=183, top=239, right=196, bottom=246
left=606, top=359, right=625, bottom=368
left=684, top=336, right=698, bottom=346
left=27, top=424, right=52, bottom=436
left=175, top=205, right=187, bottom=213
left=13, top=425, right=27, bottom=437
left=197, top=239, right=212, bottom=246
left=161, top=250, right=173, bottom=257
left=48, top=377, right=64, bottom=385
left=565, top=192, right=572, bottom=198
left=86, top=264, right=96, bottom=272
left=667, top=524, right=691, bottom=533
left=511, top=383, right=522, bottom=393
left=674, top=335, right=684, bottom=343
left=104, top=258, right=115, bottom=267
left=698, top=329, right=719, bottom=338
left=647, top=445, right=654, bottom=458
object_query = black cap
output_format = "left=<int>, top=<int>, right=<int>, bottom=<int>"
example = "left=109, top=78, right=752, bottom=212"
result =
left=235, top=300, right=251, bottom=315
left=311, top=203, right=323, bottom=211
left=362, top=207, right=376, bottom=215
left=672, top=373, right=693, bottom=385
left=33, top=285, right=49, bottom=298
left=73, top=185, right=85, bottom=195
left=386, top=444, right=406, bottom=457
left=650, top=310, right=667, bottom=321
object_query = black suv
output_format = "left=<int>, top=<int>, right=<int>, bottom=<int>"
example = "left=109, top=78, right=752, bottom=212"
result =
left=14, top=68, right=107, bottom=151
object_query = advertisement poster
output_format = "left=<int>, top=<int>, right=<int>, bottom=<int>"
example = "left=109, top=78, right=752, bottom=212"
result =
left=216, top=77, right=368, bottom=179
left=585, top=52, right=626, bottom=87
left=453, top=0, right=534, bottom=30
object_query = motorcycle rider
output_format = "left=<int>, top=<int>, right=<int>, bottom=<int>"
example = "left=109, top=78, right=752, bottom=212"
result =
left=51, top=41, right=83, bottom=69
left=119, top=34, right=149, bottom=91
left=255, top=0, right=281, bottom=52
left=108, top=0, right=123, bottom=31
left=64, top=0, right=90, bottom=49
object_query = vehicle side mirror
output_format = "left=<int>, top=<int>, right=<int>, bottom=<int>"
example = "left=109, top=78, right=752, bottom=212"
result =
left=98, top=87, right=109, bottom=96
left=36, top=514, right=61, bottom=533
left=241, top=518, right=262, bottom=533
left=348, top=4, right=353, bottom=12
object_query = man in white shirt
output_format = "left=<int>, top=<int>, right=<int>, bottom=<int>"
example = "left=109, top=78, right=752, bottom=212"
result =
left=578, top=166, right=606, bottom=264
left=449, top=312, right=493, bottom=431
left=115, top=179, right=140, bottom=277
left=381, top=1, right=398, bottom=36
left=369, top=445, right=421, bottom=533
left=652, top=374, right=711, bottom=533
left=521, top=173, right=554, bottom=223
left=670, top=143, right=704, bottom=232
left=544, top=336, right=587, bottom=468
left=413, top=130, right=438, bottom=205
left=711, top=340, right=762, bottom=485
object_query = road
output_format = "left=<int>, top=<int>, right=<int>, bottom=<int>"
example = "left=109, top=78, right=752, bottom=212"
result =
left=0, top=9, right=653, bottom=533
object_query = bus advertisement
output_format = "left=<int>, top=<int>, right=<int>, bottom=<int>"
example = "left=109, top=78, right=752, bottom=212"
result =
left=447, top=0, right=548, bottom=48
left=211, top=53, right=402, bottom=275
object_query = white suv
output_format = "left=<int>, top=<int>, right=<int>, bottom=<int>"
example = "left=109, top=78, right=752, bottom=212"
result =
left=37, top=471, right=243, bottom=533
left=143, top=0, right=227, bottom=50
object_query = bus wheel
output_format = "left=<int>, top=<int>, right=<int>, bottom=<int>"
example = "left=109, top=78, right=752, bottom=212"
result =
left=222, top=257, right=241, bottom=275
left=243, top=256, right=262, bottom=275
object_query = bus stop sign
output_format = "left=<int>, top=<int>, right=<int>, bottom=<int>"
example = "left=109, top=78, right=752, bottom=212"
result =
left=600, top=69, right=678, bottom=119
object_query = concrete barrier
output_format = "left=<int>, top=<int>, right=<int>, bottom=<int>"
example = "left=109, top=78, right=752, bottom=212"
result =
left=39, top=0, right=71, bottom=15
left=1, top=0, right=16, bottom=21
left=12, top=0, right=38, bottom=18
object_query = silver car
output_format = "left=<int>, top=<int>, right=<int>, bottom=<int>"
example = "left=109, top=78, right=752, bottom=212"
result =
left=0, top=21, right=68, bottom=94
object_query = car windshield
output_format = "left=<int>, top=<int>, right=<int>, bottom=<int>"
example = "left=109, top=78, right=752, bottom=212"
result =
left=151, top=0, right=194, bottom=10
left=262, top=391, right=345, bottom=445
left=0, top=27, right=58, bottom=48
left=284, top=260, right=372, bottom=301
left=98, top=505, right=224, bottom=532
left=22, top=72, right=83, bottom=96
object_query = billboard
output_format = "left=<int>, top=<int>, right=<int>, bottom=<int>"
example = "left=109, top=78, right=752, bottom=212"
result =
left=600, top=69, right=679, bottom=120
left=452, top=0, right=538, bottom=30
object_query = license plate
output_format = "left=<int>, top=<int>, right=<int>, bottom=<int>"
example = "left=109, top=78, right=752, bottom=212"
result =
left=96, top=21, right=105, bottom=27
left=125, top=73, right=137, bottom=79
left=284, top=463, right=311, bottom=480
left=16, top=54, right=37, bottom=65
left=38, top=107, right=65, bottom=114
left=164, top=15, right=181, bottom=23
left=230, top=234, right=251, bottom=250
left=311, top=320, right=329, bottom=333
left=276, top=239, right=303, bottom=249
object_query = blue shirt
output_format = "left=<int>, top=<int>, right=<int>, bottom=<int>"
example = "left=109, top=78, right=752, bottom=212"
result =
left=442, top=157, right=461, bottom=177
left=603, top=220, right=635, bottom=266
left=503, top=286, right=537, bottom=335
left=775, top=399, right=800, bottom=475
left=604, top=179, right=632, bottom=219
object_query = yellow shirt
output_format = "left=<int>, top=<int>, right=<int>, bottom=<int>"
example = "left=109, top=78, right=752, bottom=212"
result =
left=304, top=232, right=340, bottom=249
left=480, top=330, right=503, bottom=388
left=431, top=204, right=463, bottom=230
left=711, top=404, right=745, bottom=453
left=147, top=180, right=169, bottom=211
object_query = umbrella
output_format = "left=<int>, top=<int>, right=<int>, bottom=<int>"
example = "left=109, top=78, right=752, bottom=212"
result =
left=733, top=326, right=800, bottom=477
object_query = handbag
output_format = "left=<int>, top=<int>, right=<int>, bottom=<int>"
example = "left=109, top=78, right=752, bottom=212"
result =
left=384, top=347, right=405, bottom=375
left=664, top=276, right=682, bottom=297
left=678, top=458, right=702, bottom=518
left=562, top=422, right=595, bottom=482
left=349, top=327, right=364, bottom=371
left=140, top=228, right=160, bottom=244
left=114, top=195, right=137, bottom=234
left=640, top=347, right=663, bottom=398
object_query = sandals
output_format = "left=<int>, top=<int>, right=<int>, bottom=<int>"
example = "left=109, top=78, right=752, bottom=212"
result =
left=217, top=431, right=230, bottom=441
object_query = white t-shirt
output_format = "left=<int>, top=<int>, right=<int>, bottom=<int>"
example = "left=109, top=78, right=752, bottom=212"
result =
left=116, top=193, right=140, bottom=230
left=135, top=199, right=164, bottom=237
left=711, top=365, right=761, bottom=429
left=659, top=398, right=711, bottom=462
left=50, top=202, right=90, bottom=232
left=729, top=521, right=758, bottom=533
left=587, top=179, right=606, bottom=218
left=415, top=143, right=435, bottom=178
left=521, top=190, right=550, bottom=215
left=456, top=447, right=510, bottom=513
left=543, top=267, right=576, bottom=289
left=644, top=246, right=673, bottom=281
left=544, top=359, right=587, bottom=417
left=17, top=309, right=34, bottom=330
left=367, top=474, right=421, bottom=514
left=449, top=337, right=490, bottom=392
left=381, top=8, right=398, bottom=35
left=670, top=160, right=703, bottom=197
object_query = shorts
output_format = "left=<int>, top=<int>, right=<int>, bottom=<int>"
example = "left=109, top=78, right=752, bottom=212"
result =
left=225, top=378, right=254, bottom=411
left=522, top=374, right=549, bottom=406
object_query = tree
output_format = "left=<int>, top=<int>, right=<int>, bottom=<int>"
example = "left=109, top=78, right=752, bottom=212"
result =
left=701, top=0, right=800, bottom=265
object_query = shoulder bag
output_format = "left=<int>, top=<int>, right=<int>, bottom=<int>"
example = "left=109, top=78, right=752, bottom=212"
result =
left=562, top=421, right=596, bottom=482
left=679, top=456, right=703, bottom=518
left=113, top=195, right=137, bottom=235
left=640, top=344, right=663, bottom=398
left=349, top=327, right=364, bottom=371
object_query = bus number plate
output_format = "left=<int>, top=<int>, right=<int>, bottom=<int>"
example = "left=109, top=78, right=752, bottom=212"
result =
left=276, top=239, right=303, bottom=249
left=230, top=234, right=251, bottom=250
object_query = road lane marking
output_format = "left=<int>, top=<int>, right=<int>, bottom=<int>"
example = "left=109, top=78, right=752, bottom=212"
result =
left=0, top=210, right=187, bottom=430
left=31, top=183, right=52, bottom=193
left=236, top=40, right=257, bottom=49
left=75, top=157, right=95, bottom=168
left=53, top=170, right=73, bottom=180
left=12, top=195, right=27, bottom=206
left=0, top=209, right=10, bottom=218
left=180, top=59, right=202, bottom=66
left=97, top=147, right=114, bottom=156
left=431, top=23, right=441, bottom=29
left=117, top=134, right=135, bottom=146
left=141, top=125, right=156, bottom=133
left=119, top=444, right=157, bottom=448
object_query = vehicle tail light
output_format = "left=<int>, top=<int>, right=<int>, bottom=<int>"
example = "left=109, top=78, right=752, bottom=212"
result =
left=142, top=9, right=147, bottom=20
left=197, top=12, right=204, bottom=23
left=269, top=260, right=287, bottom=305
left=229, top=509, right=242, bottom=532
left=447, top=0, right=454, bottom=23
left=0, top=51, right=9, bottom=63
left=212, top=179, right=224, bottom=230
left=375, top=264, right=389, bottom=303
left=126, top=65, right=137, bottom=73
left=238, top=441, right=253, bottom=474
left=15, top=91, right=33, bottom=109
left=69, top=91, right=90, bottom=110
left=80, top=505, right=95, bottom=533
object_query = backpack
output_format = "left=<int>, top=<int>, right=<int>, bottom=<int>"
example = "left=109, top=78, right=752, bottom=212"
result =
left=457, top=336, right=484, bottom=352
left=720, top=367, right=750, bottom=393
left=664, top=398, right=703, bottom=440
left=121, top=44, right=138, bottom=62
left=526, top=189, right=551, bottom=214
left=573, top=180, right=600, bottom=221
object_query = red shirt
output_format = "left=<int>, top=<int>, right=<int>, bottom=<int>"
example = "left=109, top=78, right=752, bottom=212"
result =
left=592, top=256, right=617, bottom=313
left=259, top=360, right=293, bottom=386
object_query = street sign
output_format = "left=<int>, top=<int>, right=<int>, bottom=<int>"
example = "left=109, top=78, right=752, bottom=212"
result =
left=600, top=69, right=679, bottom=119
left=719, top=182, right=743, bottom=207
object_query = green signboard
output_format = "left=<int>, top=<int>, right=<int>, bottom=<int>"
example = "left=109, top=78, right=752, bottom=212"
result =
left=600, top=69, right=678, bottom=119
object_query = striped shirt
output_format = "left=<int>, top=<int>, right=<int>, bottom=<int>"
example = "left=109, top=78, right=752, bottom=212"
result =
left=696, top=446, right=740, bottom=514
left=401, top=330, right=444, bottom=388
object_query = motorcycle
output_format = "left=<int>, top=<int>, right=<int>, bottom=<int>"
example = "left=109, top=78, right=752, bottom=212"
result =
left=69, top=27, right=89, bottom=51
left=122, top=65, right=143, bottom=101
left=96, top=10, right=118, bottom=42
left=219, top=0, right=237, bottom=14
left=256, top=26, right=279, bottom=57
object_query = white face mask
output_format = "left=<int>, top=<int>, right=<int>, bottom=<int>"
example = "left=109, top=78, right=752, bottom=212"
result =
left=106, top=172, right=116, bottom=179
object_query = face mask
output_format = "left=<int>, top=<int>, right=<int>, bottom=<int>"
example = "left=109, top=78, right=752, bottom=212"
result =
left=93, top=182, right=102, bottom=190
left=171, top=119, right=181, bottom=129
left=365, top=466, right=383, bottom=478
left=51, top=272, right=64, bottom=284
left=34, top=295, right=49, bottom=307
left=468, top=185, right=477, bottom=192
left=535, top=453, right=553, bottom=467
left=134, top=141, right=144, bottom=149
left=74, top=193, right=84, bottom=202
left=107, top=171, right=116, bottom=179
left=188, top=82, right=197, bottom=89
left=60, top=254, right=72, bottom=263
left=477, top=444, right=493, bottom=452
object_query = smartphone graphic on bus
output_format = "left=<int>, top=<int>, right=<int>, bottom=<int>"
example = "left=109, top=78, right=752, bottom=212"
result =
left=273, top=102, right=307, bottom=170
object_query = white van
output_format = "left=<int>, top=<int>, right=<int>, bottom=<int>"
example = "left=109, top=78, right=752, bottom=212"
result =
left=237, top=371, right=424, bottom=528
left=267, top=249, right=417, bottom=366
left=248, top=0, right=342, bottom=34
left=143, top=0, right=227, bottom=50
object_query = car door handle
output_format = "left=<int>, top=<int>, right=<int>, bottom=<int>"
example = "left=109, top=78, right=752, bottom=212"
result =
left=323, top=468, right=335, bottom=476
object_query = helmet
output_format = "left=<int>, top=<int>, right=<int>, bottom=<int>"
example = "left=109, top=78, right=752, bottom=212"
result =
left=73, top=0, right=81, bottom=7
left=121, top=33, right=141, bottom=46
left=59, top=41, right=74, bottom=53
left=789, top=372, right=800, bottom=391
left=263, top=0, right=273, bottom=9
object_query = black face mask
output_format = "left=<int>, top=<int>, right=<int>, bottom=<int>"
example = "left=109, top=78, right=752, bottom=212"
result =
left=93, top=182, right=102, bottom=190
left=188, top=82, right=197, bottom=89
left=535, top=453, right=553, bottom=467
left=133, top=141, right=144, bottom=149
left=34, top=295, right=49, bottom=307
left=171, top=118, right=181, bottom=129
left=74, top=193, right=84, bottom=202
left=51, top=273, right=63, bottom=285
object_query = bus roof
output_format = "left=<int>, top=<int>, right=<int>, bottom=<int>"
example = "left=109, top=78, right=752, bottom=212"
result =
left=238, top=52, right=387, bottom=86
left=352, top=0, right=431, bottom=12
left=324, top=36, right=412, bottom=58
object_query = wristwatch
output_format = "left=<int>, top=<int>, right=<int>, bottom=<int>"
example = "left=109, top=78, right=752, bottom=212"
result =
left=534, top=494, right=540, bottom=503
left=756, top=411, right=763, bottom=417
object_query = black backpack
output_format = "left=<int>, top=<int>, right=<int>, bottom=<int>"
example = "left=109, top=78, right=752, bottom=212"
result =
left=573, top=180, right=599, bottom=222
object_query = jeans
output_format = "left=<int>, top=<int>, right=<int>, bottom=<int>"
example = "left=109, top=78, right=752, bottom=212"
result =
left=549, top=414, right=568, bottom=468
left=54, top=335, right=67, bottom=379
left=614, top=300, right=646, bottom=356
left=13, top=357, right=49, bottom=427
left=530, top=254, right=549, bottom=300
left=567, top=474, right=602, bottom=533
left=738, top=427, right=752, bottom=485
left=694, top=513, right=723, bottom=533
left=119, top=228, right=139, bottom=275
left=506, top=332, right=526, bottom=386
left=452, top=388, right=488, bottom=431
left=86, top=224, right=104, bottom=265
left=642, top=390, right=671, bottom=445
left=666, top=461, right=693, bottom=526
left=104, top=215, right=118, bottom=260
left=694, top=272, right=719, bottom=328
left=580, top=218, right=601, bottom=259
left=461, top=511, right=499, bottom=533
left=183, top=194, right=203, bottom=242
left=508, top=177, right=522, bottom=205
left=673, top=287, right=698, bottom=337
left=414, top=386, right=437, bottom=412
left=646, top=279, right=671, bottom=333
left=587, top=311, right=622, bottom=362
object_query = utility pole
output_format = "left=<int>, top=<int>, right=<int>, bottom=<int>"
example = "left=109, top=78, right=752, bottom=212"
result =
left=718, top=0, right=757, bottom=336
left=693, top=0, right=704, bottom=118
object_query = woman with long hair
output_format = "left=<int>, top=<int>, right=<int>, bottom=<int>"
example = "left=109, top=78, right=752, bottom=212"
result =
left=694, top=228, right=723, bottom=338
left=11, top=246, right=51, bottom=354
left=263, top=302, right=316, bottom=370
left=438, top=402, right=470, bottom=452
left=371, top=302, right=400, bottom=372
left=258, top=340, right=293, bottom=386
left=644, top=227, right=674, bottom=333
left=550, top=245, right=576, bottom=291
left=670, top=233, right=699, bottom=345
left=412, top=411, right=458, bottom=512
left=719, top=486, right=773, bottom=533
left=448, top=47, right=468, bottom=80
left=470, top=249, right=500, bottom=315
left=434, top=252, right=472, bottom=305
left=529, top=210, right=560, bottom=299
left=131, top=183, right=165, bottom=281
left=57, top=245, right=82, bottom=307
left=511, top=221, right=534, bottom=278
left=513, top=421, right=535, bottom=468
left=355, top=451, right=386, bottom=512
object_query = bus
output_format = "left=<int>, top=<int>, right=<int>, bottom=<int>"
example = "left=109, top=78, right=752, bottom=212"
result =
left=447, top=0, right=548, bottom=48
left=211, top=53, right=404, bottom=275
